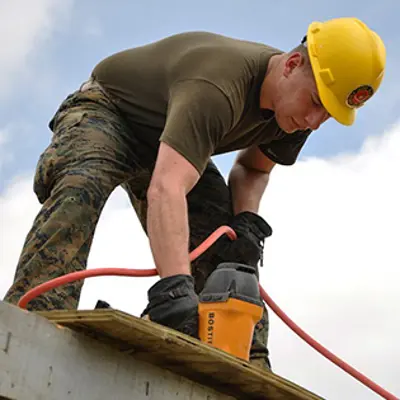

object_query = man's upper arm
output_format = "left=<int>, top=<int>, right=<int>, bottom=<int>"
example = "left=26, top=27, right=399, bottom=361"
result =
left=150, top=141, right=201, bottom=196
left=159, top=79, right=234, bottom=176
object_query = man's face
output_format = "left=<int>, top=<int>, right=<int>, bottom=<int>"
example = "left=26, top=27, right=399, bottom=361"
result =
left=273, top=52, right=331, bottom=133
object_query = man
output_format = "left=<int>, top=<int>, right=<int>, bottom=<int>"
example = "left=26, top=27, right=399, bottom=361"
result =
left=4, top=17, right=385, bottom=370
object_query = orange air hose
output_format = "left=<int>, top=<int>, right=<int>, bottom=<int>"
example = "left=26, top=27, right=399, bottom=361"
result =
left=17, top=225, right=398, bottom=400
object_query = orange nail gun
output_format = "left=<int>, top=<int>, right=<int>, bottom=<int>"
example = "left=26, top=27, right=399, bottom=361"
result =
left=198, top=262, right=264, bottom=361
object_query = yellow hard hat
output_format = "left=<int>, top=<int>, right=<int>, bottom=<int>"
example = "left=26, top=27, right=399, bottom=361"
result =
left=306, top=17, right=386, bottom=126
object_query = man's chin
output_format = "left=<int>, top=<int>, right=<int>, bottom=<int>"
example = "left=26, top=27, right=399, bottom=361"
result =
left=277, top=117, right=297, bottom=134
left=283, top=127, right=297, bottom=134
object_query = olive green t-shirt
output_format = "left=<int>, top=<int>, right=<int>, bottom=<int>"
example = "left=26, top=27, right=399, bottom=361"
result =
left=92, top=31, right=311, bottom=174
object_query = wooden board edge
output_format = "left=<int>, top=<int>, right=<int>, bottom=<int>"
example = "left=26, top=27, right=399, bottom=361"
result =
left=37, top=309, right=325, bottom=400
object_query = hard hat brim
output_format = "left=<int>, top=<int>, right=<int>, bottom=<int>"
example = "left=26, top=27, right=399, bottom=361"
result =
left=306, top=21, right=355, bottom=127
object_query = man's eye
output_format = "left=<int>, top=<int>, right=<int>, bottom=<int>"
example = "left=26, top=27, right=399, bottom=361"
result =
left=312, top=96, right=320, bottom=106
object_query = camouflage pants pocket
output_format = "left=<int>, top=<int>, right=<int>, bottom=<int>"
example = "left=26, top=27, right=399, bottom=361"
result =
left=34, top=111, right=88, bottom=204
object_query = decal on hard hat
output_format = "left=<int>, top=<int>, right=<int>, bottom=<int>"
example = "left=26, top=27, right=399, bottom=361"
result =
left=346, top=85, right=374, bottom=108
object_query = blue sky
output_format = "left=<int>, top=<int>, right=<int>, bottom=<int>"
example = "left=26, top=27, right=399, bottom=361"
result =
left=1, top=2, right=399, bottom=399
left=0, top=0, right=399, bottom=189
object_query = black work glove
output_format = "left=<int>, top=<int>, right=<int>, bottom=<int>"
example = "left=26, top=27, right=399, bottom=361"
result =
left=140, top=274, right=199, bottom=339
left=209, top=211, right=273, bottom=270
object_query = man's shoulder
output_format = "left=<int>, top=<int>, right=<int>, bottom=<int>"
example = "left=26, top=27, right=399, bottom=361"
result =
left=168, top=30, right=283, bottom=56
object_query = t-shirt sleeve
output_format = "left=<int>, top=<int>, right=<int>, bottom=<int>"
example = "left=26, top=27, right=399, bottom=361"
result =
left=258, top=129, right=312, bottom=166
left=159, top=79, right=233, bottom=175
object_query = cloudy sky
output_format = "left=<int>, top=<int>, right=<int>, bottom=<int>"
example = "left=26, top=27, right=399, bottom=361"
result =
left=0, top=1, right=399, bottom=399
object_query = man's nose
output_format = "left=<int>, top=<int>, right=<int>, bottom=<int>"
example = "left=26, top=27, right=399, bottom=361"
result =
left=305, top=109, right=330, bottom=130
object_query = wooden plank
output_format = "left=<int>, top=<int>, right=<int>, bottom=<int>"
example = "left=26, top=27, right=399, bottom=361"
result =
left=0, top=301, right=234, bottom=400
left=38, top=308, right=325, bottom=400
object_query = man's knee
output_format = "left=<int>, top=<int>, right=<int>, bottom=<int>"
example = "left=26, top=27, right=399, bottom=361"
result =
left=29, top=174, right=111, bottom=262
left=41, top=169, right=112, bottom=210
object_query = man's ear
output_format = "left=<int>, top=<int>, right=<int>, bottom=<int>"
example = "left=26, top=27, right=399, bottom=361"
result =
left=283, top=52, right=304, bottom=78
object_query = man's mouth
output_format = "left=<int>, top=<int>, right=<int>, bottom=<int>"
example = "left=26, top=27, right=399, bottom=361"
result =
left=291, top=117, right=300, bottom=130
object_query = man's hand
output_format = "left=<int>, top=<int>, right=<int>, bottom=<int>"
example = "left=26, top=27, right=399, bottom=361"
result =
left=208, top=211, right=273, bottom=272
left=228, top=145, right=276, bottom=215
left=147, top=142, right=200, bottom=278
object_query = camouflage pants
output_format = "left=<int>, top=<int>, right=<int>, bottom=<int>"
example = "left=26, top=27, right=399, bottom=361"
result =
left=3, top=82, right=271, bottom=369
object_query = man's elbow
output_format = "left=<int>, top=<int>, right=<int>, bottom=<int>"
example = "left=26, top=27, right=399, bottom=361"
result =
left=147, top=176, right=184, bottom=205
left=147, top=179, right=168, bottom=203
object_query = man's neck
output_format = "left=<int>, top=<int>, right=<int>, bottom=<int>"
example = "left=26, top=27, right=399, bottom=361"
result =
left=259, top=53, right=284, bottom=111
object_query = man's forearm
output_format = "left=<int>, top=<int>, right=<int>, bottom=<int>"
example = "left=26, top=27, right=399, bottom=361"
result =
left=147, top=186, right=191, bottom=278
left=228, top=162, right=270, bottom=215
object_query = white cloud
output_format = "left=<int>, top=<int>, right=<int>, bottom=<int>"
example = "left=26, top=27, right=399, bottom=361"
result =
left=0, top=0, right=74, bottom=100
left=1, top=123, right=399, bottom=400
